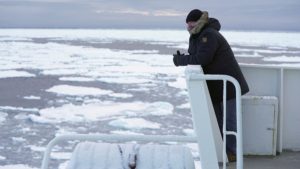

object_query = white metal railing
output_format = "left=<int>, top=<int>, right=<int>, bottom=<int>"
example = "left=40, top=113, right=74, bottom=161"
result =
left=185, top=65, right=243, bottom=169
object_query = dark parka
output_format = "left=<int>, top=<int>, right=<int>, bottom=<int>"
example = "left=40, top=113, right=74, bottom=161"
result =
left=177, top=18, right=249, bottom=103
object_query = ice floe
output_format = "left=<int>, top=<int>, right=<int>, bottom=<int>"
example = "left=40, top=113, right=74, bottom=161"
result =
left=109, top=118, right=161, bottom=129
left=30, top=101, right=173, bottom=123
left=263, top=56, right=300, bottom=62
left=0, top=165, right=38, bottom=169
left=177, top=103, right=190, bottom=109
left=168, top=77, right=187, bottom=89
left=23, top=96, right=41, bottom=100
left=0, top=112, right=8, bottom=124
left=110, top=130, right=144, bottom=135
left=0, top=70, right=35, bottom=78
left=51, top=152, right=72, bottom=160
left=0, top=156, right=6, bottom=160
left=59, top=77, right=95, bottom=82
left=183, top=129, right=196, bottom=136
left=108, top=93, right=133, bottom=98
left=46, top=85, right=112, bottom=96
left=0, top=106, right=38, bottom=112
left=11, top=137, right=26, bottom=143
left=235, top=52, right=263, bottom=58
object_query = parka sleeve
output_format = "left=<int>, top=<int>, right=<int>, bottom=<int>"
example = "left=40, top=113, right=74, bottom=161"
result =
left=177, top=31, right=219, bottom=66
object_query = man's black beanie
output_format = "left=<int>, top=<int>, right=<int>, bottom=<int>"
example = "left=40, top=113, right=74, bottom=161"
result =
left=186, top=9, right=203, bottom=23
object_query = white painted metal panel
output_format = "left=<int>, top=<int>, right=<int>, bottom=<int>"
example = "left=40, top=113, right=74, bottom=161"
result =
left=241, top=66, right=280, bottom=96
left=242, top=96, right=278, bottom=155
left=241, top=65, right=300, bottom=151
left=282, top=69, right=300, bottom=151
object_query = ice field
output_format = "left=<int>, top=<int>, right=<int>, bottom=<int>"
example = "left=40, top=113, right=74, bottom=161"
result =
left=0, top=29, right=300, bottom=168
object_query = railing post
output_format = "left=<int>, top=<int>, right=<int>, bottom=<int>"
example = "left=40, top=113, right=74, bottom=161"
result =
left=185, top=65, right=243, bottom=169
left=185, top=65, right=220, bottom=169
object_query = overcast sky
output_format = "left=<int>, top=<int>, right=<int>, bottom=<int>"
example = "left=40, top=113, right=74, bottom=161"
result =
left=0, top=0, right=299, bottom=31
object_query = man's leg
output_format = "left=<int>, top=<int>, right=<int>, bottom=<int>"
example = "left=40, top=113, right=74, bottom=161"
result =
left=221, top=98, right=237, bottom=163
left=213, top=99, right=237, bottom=162
left=224, top=98, right=237, bottom=155
left=213, top=101, right=223, bottom=135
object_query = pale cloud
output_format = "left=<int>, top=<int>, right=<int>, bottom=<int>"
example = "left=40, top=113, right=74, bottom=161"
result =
left=96, top=8, right=150, bottom=16
left=0, top=0, right=298, bottom=30
left=95, top=8, right=185, bottom=17
left=153, top=10, right=186, bottom=17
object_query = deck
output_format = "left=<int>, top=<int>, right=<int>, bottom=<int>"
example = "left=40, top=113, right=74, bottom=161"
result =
left=224, top=151, right=300, bottom=169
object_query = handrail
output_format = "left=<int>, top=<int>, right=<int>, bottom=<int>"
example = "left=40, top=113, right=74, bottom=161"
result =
left=186, top=73, right=243, bottom=169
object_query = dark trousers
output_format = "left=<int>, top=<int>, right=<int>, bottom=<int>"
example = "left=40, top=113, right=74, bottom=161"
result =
left=213, top=98, right=237, bottom=154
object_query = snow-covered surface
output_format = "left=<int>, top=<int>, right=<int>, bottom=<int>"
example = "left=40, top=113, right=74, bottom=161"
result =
left=109, top=118, right=161, bottom=129
left=108, top=93, right=133, bottom=98
left=235, top=51, right=263, bottom=58
left=0, top=165, right=38, bottom=169
left=23, top=96, right=41, bottom=100
left=168, top=77, right=187, bottom=89
left=59, top=77, right=95, bottom=82
left=11, top=137, right=26, bottom=143
left=51, top=152, right=71, bottom=160
left=177, top=102, right=190, bottom=109
left=222, top=30, right=300, bottom=48
left=29, top=101, right=173, bottom=123
left=0, top=70, right=35, bottom=78
left=183, top=129, right=196, bottom=136
left=46, top=85, right=113, bottom=96
left=110, top=130, right=144, bottom=135
left=0, top=106, right=38, bottom=112
left=263, top=56, right=300, bottom=62
left=0, top=29, right=189, bottom=42
left=1, top=29, right=300, bottom=48
left=0, top=112, right=8, bottom=124
left=0, top=29, right=299, bottom=168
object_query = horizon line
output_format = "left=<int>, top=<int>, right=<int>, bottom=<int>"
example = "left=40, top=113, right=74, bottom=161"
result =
left=0, top=27, right=300, bottom=33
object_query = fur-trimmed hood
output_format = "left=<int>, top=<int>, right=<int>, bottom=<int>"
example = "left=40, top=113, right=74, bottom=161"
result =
left=206, top=18, right=221, bottom=31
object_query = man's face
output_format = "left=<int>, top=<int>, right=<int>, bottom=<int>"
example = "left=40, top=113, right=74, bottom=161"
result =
left=186, top=21, right=197, bottom=31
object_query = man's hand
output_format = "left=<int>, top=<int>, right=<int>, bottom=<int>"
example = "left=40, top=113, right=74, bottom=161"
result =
left=173, top=50, right=185, bottom=66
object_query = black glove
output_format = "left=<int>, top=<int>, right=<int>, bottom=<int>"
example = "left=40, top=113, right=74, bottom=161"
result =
left=173, top=50, right=184, bottom=66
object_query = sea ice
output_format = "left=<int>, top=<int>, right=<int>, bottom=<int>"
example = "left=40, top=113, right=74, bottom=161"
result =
left=0, top=70, right=35, bottom=78
left=263, top=55, right=300, bottom=62
left=0, top=165, right=38, bottom=169
left=0, top=112, right=8, bottom=124
left=30, top=101, right=173, bottom=123
left=46, top=85, right=112, bottom=96
left=23, top=96, right=41, bottom=100
left=109, top=118, right=161, bottom=129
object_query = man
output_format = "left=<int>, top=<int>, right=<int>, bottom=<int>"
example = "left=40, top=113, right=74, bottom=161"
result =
left=173, top=9, right=249, bottom=162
